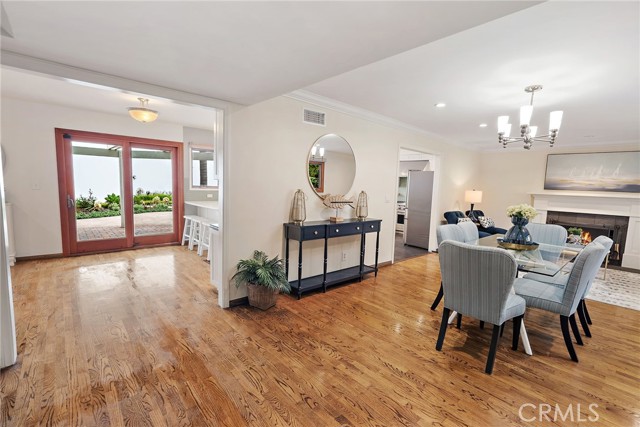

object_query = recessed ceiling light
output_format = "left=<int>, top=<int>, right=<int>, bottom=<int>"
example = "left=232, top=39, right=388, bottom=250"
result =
left=479, top=123, right=488, bottom=128
left=434, top=103, right=446, bottom=108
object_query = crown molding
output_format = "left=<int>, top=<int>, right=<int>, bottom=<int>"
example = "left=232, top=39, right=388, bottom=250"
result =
left=285, top=90, right=477, bottom=151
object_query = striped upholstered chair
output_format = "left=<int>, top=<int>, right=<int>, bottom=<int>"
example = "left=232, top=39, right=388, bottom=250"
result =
left=436, top=240, right=526, bottom=374
left=578, top=236, right=613, bottom=337
left=430, top=224, right=467, bottom=310
left=526, top=223, right=568, bottom=246
left=513, top=241, right=608, bottom=362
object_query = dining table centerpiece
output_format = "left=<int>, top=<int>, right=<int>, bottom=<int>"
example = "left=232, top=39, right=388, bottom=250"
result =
left=503, top=203, right=538, bottom=245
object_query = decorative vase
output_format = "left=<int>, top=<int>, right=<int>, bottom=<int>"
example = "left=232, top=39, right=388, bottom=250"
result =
left=290, top=189, right=306, bottom=224
left=355, top=191, right=368, bottom=220
left=503, top=216, right=532, bottom=245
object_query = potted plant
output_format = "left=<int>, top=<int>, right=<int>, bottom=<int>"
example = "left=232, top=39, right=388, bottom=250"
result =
left=231, top=250, right=291, bottom=310
left=567, top=227, right=583, bottom=244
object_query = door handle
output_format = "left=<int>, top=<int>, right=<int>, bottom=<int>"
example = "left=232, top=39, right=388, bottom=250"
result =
left=67, top=195, right=75, bottom=208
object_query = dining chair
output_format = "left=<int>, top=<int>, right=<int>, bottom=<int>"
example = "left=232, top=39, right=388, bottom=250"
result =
left=436, top=240, right=526, bottom=374
left=526, top=223, right=568, bottom=246
left=457, top=221, right=480, bottom=242
left=578, top=236, right=613, bottom=337
left=431, top=224, right=466, bottom=310
left=513, top=241, right=607, bottom=362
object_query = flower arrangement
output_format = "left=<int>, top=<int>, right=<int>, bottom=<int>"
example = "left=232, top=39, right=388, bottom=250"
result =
left=506, top=203, right=538, bottom=220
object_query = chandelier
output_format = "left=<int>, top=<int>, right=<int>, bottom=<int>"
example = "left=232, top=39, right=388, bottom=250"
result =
left=497, top=85, right=563, bottom=150
left=128, top=98, right=158, bottom=123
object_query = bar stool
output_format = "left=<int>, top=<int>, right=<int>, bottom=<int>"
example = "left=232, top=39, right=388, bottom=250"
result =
left=197, top=219, right=212, bottom=259
left=189, top=216, right=206, bottom=251
left=182, top=215, right=200, bottom=247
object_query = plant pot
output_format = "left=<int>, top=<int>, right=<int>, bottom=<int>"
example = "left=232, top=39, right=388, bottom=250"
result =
left=503, top=216, right=532, bottom=245
left=247, top=283, right=278, bottom=310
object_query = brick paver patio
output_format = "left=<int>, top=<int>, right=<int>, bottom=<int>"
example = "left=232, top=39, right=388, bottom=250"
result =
left=76, top=211, right=174, bottom=241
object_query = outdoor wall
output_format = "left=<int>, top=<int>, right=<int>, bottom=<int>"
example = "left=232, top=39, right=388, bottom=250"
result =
left=475, top=142, right=640, bottom=229
left=0, top=97, right=185, bottom=257
left=225, top=95, right=480, bottom=302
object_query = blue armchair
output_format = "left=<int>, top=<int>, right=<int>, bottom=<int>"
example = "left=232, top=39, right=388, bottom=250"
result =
left=444, top=210, right=506, bottom=237
left=466, top=209, right=508, bottom=236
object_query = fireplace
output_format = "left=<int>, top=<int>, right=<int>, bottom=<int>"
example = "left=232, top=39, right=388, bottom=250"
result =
left=546, top=211, right=628, bottom=266
left=531, top=192, right=639, bottom=270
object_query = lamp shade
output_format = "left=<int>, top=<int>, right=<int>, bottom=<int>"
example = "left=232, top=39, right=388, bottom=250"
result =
left=128, top=98, right=158, bottom=123
left=497, top=116, right=509, bottom=134
left=549, top=110, right=563, bottom=131
left=519, top=105, right=533, bottom=126
left=465, top=190, right=483, bottom=204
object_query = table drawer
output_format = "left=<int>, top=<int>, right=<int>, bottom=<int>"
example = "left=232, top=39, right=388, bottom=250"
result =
left=363, top=221, right=381, bottom=233
left=302, top=225, right=326, bottom=240
left=328, top=223, right=365, bottom=237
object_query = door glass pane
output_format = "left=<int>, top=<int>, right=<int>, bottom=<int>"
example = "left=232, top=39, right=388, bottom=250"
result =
left=72, top=141, right=125, bottom=242
left=132, top=147, right=173, bottom=236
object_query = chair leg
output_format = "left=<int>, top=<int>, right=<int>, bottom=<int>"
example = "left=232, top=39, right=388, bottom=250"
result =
left=486, top=324, right=501, bottom=374
left=577, top=301, right=592, bottom=338
left=499, top=323, right=505, bottom=337
left=512, top=315, right=523, bottom=351
left=560, top=315, right=579, bottom=362
left=569, top=314, right=583, bottom=346
left=479, top=321, right=485, bottom=329
left=430, top=283, right=444, bottom=310
left=456, top=313, right=462, bottom=329
left=582, top=299, right=593, bottom=325
left=436, top=308, right=451, bottom=351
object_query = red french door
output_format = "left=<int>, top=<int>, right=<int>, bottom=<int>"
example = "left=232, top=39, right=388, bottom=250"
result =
left=55, top=129, right=183, bottom=255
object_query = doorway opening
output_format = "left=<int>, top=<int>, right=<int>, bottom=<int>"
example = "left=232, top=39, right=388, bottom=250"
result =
left=394, top=148, right=439, bottom=263
left=55, top=128, right=183, bottom=255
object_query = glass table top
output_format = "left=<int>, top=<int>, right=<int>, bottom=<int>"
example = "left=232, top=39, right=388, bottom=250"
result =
left=472, top=234, right=583, bottom=277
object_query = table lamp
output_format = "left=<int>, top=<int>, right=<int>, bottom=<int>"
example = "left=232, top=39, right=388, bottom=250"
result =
left=465, top=190, right=483, bottom=220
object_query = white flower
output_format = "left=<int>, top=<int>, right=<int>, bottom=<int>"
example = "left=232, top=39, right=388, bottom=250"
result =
left=506, top=203, right=538, bottom=220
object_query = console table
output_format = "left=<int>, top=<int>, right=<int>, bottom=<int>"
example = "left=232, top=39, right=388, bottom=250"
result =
left=283, top=218, right=382, bottom=299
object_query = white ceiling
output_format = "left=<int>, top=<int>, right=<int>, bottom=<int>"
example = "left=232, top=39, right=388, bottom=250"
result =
left=1, top=1, right=638, bottom=150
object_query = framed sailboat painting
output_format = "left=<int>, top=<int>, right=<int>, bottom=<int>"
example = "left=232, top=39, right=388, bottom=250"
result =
left=544, top=151, right=640, bottom=193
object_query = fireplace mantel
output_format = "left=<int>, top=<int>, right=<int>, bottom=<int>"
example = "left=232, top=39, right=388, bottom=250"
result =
left=530, top=192, right=640, bottom=269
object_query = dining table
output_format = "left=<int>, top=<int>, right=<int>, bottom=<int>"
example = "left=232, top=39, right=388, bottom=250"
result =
left=446, top=234, right=584, bottom=356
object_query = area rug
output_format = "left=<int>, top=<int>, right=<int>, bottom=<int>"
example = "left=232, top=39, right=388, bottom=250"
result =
left=586, top=268, right=640, bottom=311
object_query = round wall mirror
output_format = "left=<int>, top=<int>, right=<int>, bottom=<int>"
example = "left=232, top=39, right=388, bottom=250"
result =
left=307, top=134, right=356, bottom=198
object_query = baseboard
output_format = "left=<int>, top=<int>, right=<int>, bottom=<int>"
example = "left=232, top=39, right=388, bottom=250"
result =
left=229, top=297, right=249, bottom=307
left=16, top=253, right=64, bottom=262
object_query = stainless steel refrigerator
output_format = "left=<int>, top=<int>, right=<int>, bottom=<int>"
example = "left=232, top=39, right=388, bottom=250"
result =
left=404, top=170, right=434, bottom=249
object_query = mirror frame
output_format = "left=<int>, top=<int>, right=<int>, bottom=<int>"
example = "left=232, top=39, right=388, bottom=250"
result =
left=306, top=134, right=356, bottom=199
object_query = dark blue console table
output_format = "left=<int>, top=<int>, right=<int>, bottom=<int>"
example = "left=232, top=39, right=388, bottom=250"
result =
left=283, top=218, right=382, bottom=299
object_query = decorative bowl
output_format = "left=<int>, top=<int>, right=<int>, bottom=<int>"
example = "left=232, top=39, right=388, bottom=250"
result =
left=497, top=238, right=539, bottom=251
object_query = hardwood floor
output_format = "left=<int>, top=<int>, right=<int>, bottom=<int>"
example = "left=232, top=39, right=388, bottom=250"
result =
left=1, top=247, right=638, bottom=426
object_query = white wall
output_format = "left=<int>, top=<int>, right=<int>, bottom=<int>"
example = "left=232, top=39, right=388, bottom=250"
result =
left=226, top=95, right=480, bottom=301
left=476, top=143, right=640, bottom=229
left=1, top=97, right=185, bottom=257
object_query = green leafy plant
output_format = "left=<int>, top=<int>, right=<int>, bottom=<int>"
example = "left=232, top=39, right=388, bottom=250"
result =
left=568, top=227, right=583, bottom=236
left=105, top=193, right=120, bottom=205
left=231, top=250, right=291, bottom=293
left=75, top=189, right=96, bottom=210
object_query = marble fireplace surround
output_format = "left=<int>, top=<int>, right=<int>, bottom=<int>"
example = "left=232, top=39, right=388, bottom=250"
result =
left=531, top=192, right=640, bottom=270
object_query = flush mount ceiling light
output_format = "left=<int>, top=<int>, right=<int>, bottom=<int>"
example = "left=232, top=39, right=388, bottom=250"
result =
left=497, top=85, right=563, bottom=150
left=128, top=98, right=158, bottom=123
